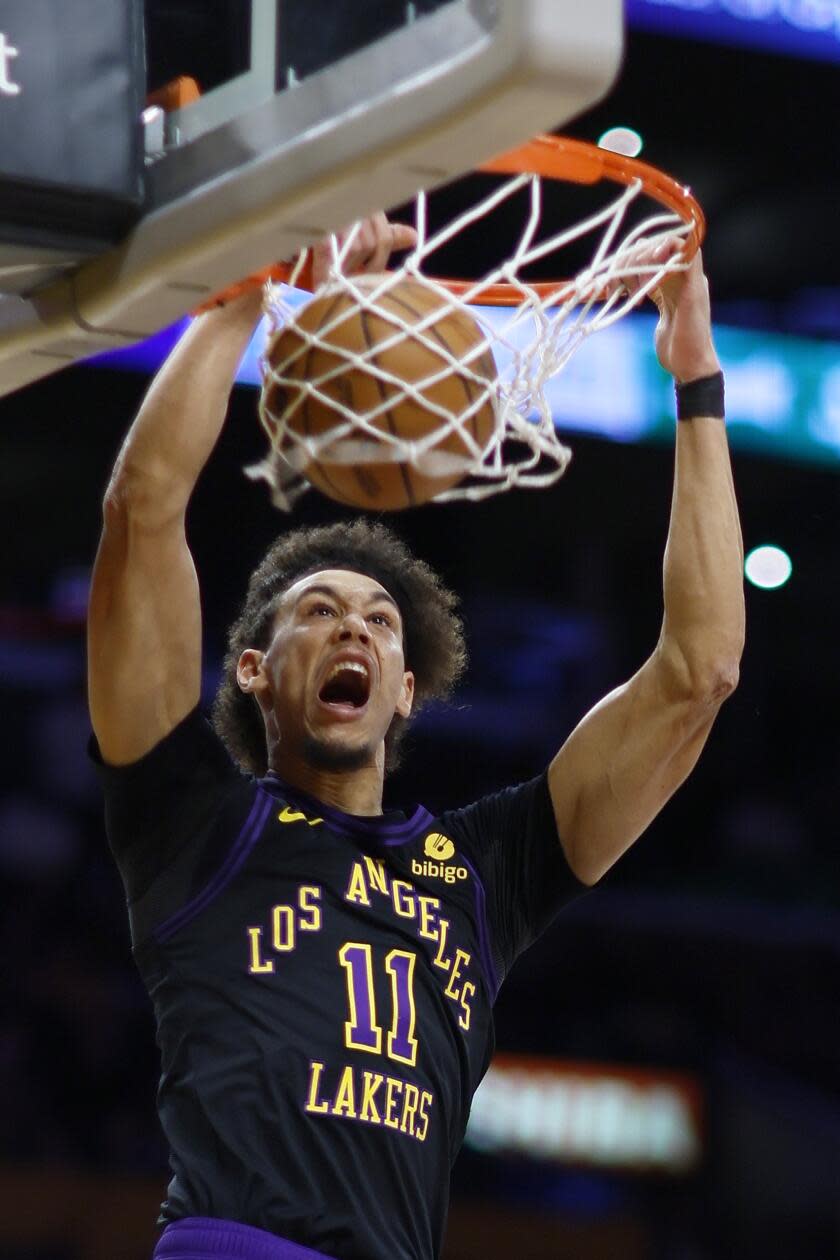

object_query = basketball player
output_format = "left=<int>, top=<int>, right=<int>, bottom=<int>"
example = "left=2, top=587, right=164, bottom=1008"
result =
left=87, top=213, right=744, bottom=1260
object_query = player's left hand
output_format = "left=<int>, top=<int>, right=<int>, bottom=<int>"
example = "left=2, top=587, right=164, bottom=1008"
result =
left=631, top=240, right=721, bottom=383
left=311, top=212, right=418, bottom=287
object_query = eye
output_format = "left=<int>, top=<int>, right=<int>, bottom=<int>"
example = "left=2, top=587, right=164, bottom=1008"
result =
left=308, top=602, right=337, bottom=617
left=369, top=611, right=393, bottom=628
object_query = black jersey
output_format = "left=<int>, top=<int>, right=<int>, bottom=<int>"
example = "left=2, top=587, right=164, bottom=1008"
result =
left=93, top=708, right=585, bottom=1260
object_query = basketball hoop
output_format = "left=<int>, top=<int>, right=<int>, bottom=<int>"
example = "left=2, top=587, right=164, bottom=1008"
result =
left=250, top=135, right=705, bottom=510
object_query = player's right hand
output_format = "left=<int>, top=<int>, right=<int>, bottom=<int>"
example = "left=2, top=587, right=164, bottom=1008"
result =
left=611, top=238, right=720, bottom=384
left=648, top=246, right=720, bottom=385
left=311, top=212, right=418, bottom=287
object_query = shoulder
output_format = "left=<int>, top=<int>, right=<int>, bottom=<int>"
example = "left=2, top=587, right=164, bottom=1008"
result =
left=90, top=704, right=240, bottom=785
left=90, top=705, right=252, bottom=871
left=439, top=772, right=556, bottom=851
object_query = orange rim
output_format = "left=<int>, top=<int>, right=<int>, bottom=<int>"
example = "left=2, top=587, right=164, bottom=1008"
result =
left=197, top=134, right=705, bottom=312
left=481, top=133, right=705, bottom=250
left=463, top=134, right=706, bottom=305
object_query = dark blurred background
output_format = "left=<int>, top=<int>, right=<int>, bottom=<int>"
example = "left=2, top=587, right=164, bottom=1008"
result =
left=1, top=2, right=839, bottom=1258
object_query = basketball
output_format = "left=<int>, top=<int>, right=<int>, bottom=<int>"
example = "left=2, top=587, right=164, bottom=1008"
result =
left=260, top=275, right=499, bottom=510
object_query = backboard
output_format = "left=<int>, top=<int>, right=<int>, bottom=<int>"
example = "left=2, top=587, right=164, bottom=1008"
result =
left=0, top=0, right=623, bottom=399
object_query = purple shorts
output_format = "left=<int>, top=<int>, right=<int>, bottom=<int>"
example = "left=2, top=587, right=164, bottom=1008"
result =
left=153, top=1217, right=336, bottom=1260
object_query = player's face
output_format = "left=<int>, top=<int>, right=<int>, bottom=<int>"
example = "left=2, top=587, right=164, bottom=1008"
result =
left=247, top=569, right=414, bottom=772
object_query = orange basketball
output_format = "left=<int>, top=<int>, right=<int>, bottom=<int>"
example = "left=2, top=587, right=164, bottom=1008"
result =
left=260, top=274, right=498, bottom=510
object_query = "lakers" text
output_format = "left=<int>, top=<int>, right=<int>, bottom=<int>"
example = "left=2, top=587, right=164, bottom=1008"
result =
left=305, top=1059, right=433, bottom=1142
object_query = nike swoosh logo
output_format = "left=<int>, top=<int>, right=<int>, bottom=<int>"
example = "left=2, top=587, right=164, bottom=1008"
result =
left=278, top=806, right=323, bottom=826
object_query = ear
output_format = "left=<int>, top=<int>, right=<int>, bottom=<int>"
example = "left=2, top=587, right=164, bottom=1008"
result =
left=396, top=670, right=415, bottom=719
left=236, top=649, right=269, bottom=696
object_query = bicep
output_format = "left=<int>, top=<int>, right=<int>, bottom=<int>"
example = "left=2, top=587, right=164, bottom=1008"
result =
left=548, top=652, right=722, bottom=885
left=88, top=496, right=202, bottom=765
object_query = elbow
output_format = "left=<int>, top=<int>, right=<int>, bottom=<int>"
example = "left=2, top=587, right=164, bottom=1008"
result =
left=659, top=638, right=742, bottom=707
left=688, top=656, right=740, bottom=707
left=102, top=470, right=131, bottom=520
left=101, top=475, right=132, bottom=535
left=700, top=658, right=740, bottom=705
left=103, top=464, right=187, bottom=532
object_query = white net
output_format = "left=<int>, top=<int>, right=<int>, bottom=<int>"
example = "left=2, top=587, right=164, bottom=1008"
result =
left=252, top=169, right=694, bottom=510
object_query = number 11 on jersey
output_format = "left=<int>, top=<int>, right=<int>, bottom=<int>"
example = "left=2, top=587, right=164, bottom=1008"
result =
left=339, top=943, right=419, bottom=1067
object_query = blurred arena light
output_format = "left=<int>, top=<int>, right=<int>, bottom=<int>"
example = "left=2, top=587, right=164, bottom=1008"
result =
left=744, top=544, right=793, bottom=590
left=598, top=125, right=643, bottom=156
left=465, top=1054, right=702, bottom=1174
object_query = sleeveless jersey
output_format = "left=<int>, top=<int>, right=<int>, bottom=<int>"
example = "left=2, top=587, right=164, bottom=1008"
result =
left=93, top=708, right=585, bottom=1260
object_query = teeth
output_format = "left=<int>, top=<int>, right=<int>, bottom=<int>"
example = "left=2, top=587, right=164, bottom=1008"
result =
left=326, top=661, right=369, bottom=683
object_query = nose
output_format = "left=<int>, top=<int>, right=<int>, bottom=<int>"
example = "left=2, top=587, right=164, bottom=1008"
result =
left=335, top=612, right=370, bottom=645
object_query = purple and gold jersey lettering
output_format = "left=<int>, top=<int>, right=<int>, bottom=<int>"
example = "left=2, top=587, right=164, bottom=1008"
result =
left=93, top=709, right=584, bottom=1260
left=246, top=885, right=323, bottom=972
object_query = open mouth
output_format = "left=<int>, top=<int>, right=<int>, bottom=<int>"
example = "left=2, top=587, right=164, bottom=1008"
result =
left=318, top=660, right=371, bottom=711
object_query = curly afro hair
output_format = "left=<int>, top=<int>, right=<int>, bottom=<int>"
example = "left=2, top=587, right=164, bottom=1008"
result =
left=212, top=519, right=466, bottom=776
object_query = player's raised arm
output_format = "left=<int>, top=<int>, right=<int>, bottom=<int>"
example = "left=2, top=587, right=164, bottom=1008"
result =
left=87, top=289, right=266, bottom=765
left=87, top=214, right=418, bottom=767
left=548, top=247, right=745, bottom=886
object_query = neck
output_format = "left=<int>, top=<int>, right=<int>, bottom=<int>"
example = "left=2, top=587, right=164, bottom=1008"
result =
left=268, top=752, right=385, bottom=817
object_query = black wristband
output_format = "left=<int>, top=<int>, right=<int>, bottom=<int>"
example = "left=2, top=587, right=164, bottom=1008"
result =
left=675, top=370, right=725, bottom=421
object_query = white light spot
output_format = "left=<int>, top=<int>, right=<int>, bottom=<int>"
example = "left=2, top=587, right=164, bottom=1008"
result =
left=745, top=545, right=792, bottom=590
left=598, top=127, right=643, bottom=158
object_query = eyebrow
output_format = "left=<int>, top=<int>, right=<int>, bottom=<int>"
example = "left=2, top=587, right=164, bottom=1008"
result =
left=294, top=582, right=401, bottom=616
